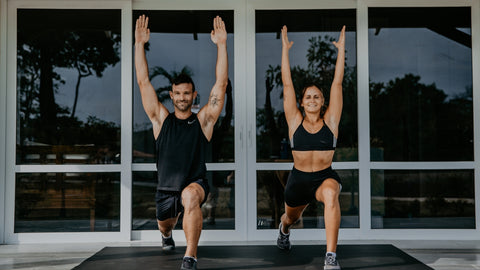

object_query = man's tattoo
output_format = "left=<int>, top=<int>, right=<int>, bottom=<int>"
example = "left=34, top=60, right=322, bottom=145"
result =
left=209, top=94, right=219, bottom=107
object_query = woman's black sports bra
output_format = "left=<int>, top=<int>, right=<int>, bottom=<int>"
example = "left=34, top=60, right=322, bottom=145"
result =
left=290, top=120, right=337, bottom=151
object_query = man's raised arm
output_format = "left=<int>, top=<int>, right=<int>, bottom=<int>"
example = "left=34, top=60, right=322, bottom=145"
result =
left=135, top=15, right=168, bottom=139
left=198, top=16, right=228, bottom=141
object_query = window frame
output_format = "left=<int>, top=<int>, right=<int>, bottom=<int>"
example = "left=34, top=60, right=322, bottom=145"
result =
left=5, top=0, right=132, bottom=243
left=247, top=0, right=480, bottom=242
left=1, top=0, right=479, bottom=244
left=248, top=0, right=362, bottom=242
left=361, top=0, right=480, bottom=239
left=130, top=0, right=247, bottom=243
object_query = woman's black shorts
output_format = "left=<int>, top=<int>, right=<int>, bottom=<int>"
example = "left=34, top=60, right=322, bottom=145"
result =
left=284, top=167, right=341, bottom=207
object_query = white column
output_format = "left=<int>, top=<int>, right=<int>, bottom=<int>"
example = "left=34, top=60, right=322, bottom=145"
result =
left=356, top=0, right=372, bottom=236
left=120, top=2, right=133, bottom=241
left=245, top=0, right=257, bottom=241
left=233, top=0, right=249, bottom=241
left=472, top=0, right=480, bottom=232
left=5, top=2, right=17, bottom=243
left=0, top=0, right=8, bottom=245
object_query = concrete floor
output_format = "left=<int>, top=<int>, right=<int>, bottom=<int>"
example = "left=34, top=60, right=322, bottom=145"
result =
left=0, top=240, right=479, bottom=270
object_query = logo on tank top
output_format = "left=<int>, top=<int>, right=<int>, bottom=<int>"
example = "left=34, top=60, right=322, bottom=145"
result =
left=188, top=119, right=196, bottom=125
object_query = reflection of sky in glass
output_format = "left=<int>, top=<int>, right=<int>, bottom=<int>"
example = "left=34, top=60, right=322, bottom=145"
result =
left=369, top=28, right=472, bottom=99
left=55, top=32, right=234, bottom=130
left=256, top=31, right=357, bottom=111
left=134, top=33, right=235, bottom=131
left=54, top=64, right=121, bottom=125
left=457, top=28, right=471, bottom=35
left=52, top=27, right=471, bottom=127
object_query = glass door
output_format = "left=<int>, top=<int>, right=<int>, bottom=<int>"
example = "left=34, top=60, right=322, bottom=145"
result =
left=6, top=2, right=131, bottom=243
left=246, top=2, right=360, bottom=241
left=130, top=1, right=248, bottom=242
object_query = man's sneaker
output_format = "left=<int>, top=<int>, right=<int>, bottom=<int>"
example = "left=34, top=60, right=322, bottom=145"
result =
left=324, top=253, right=341, bottom=270
left=276, top=224, right=291, bottom=251
left=180, top=256, right=197, bottom=270
left=162, top=235, right=175, bottom=251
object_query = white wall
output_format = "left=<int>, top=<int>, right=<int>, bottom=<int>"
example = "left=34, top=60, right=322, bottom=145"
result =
left=1, top=0, right=479, bottom=244
left=0, top=0, right=8, bottom=244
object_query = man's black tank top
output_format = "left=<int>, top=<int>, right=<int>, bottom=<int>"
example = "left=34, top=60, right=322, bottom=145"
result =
left=156, top=113, right=208, bottom=191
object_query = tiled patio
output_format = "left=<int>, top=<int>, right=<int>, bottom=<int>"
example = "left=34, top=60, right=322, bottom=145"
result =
left=0, top=240, right=479, bottom=270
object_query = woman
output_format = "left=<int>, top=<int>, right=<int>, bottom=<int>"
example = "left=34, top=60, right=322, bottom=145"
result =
left=276, top=25, right=345, bottom=270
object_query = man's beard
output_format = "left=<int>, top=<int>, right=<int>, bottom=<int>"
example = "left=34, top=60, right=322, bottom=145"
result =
left=174, top=100, right=192, bottom=112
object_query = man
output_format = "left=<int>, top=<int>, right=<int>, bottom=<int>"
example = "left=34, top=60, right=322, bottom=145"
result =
left=134, top=14, right=228, bottom=270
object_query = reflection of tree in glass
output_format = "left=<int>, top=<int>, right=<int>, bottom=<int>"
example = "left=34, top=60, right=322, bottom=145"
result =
left=62, top=32, right=121, bottom=119
left=370, top=74, right=473, bottom=161
left=17, top=27, right=120, bottom=150
left=212, top=79, right=234, bottom=162
left=257, top=35, right=357, bottom=161
left=256, top=72, right=284, bottom=160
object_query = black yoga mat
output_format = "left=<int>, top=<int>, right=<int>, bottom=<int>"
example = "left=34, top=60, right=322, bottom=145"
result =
left=73, top=244, right=433, bottom=270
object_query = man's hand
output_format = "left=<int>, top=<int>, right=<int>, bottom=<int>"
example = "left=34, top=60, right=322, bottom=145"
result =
left=281, top=25, right=294, bottom=50
left=135, top=15, right=150, bottom=45
left=210, top=16, right=227, bottom=45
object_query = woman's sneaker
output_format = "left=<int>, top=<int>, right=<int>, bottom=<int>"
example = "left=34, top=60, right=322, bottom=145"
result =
left=180, top=256, right=197, bottom=270
left=324, top=253, right=341, bottom=270
left=276, top=224, right=291, bottom=251
left=162, top=235, right=175, bottom=251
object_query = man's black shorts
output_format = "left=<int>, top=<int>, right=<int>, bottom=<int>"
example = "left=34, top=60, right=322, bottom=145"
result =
left=155, top=179, right=209, bottom=221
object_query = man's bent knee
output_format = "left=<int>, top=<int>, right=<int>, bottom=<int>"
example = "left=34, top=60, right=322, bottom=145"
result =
left=157, top=217, right=177, bottom=234
left=182, top=185, right=204, bottom=211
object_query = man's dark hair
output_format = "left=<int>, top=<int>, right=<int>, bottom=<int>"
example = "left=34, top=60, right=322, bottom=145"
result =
left=172, top=73, right=196, bottom=91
